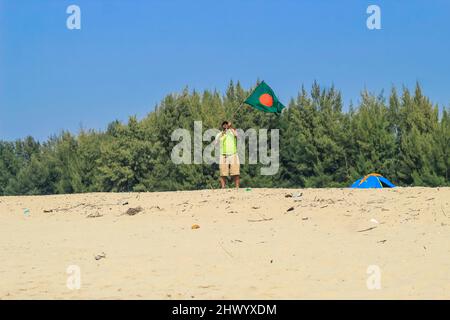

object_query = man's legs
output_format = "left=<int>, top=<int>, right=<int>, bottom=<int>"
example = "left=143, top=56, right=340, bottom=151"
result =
left=219, top=155, right=229, bottom=188
left=233, top=175, right=240, bottom=189
left=229, top=154, right=240, bottom=189
left=220, top=176, right=226, bottom=188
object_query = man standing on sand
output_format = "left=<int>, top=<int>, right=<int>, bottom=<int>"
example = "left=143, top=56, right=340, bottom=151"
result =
left=214, top=121, right=240, bottom=189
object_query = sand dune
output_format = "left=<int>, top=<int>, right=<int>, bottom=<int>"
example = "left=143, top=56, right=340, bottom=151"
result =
left=1, top=187, right=450, bottom=299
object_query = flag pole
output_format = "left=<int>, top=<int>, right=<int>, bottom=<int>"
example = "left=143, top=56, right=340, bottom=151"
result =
left=229, top=92, right=252, bottom=121
left=230, top=102, right=245, bottom=121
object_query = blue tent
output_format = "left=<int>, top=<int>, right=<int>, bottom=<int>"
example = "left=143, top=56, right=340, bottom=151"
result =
left=351, top=173, right=395, bottom=188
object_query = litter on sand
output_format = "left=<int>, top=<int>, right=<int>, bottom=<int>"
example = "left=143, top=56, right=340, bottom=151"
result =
left=248, top=218, right=273, bottom=222
left=87, top=212, right=103, bottom=218
left=357, top=226, right=377, bottom=233
left=94, top=252, right=106, bottom=260
left=124, top=206, right=143, bottom=216
left=285, top=192, right=302, bottom=199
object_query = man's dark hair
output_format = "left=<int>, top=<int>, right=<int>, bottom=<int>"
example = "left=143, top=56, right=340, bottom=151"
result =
left=221, top=121, right=229, bottom=127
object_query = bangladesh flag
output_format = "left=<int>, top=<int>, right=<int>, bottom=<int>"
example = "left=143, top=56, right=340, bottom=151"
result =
left=244, top=81, right=286, bottom=114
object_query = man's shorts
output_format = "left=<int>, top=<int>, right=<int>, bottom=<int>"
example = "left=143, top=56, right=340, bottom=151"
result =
left=219, top=154, right=240, bottom=177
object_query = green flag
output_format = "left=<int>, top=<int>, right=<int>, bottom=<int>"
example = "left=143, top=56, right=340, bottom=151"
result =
left=244, top=81, right=286, bottom=114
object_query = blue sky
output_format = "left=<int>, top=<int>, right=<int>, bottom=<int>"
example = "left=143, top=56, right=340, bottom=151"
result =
left=1, top=0, right=450, bottom=141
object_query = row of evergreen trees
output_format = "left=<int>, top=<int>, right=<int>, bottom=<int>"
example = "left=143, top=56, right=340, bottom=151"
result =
left=1, top=81, right=449, bottom=195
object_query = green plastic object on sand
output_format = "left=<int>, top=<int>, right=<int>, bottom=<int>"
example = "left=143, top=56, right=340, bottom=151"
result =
left=23, top=208, right=30, bottom=216
left=245, top=188, right=252, bottom=191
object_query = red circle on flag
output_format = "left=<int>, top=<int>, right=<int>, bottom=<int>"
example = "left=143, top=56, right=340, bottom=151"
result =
left=259, top=93, right=274, bottom=107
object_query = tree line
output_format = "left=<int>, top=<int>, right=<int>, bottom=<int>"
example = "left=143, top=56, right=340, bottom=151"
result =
left=1, top=81, right=449, bottom=195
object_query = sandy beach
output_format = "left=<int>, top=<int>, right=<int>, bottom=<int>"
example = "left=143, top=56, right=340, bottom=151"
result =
left=1, top=187, right=450, bottom=299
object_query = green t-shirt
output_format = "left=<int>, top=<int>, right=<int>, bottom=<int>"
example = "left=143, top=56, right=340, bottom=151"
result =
left=217, top=130, right=237, bottom=155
